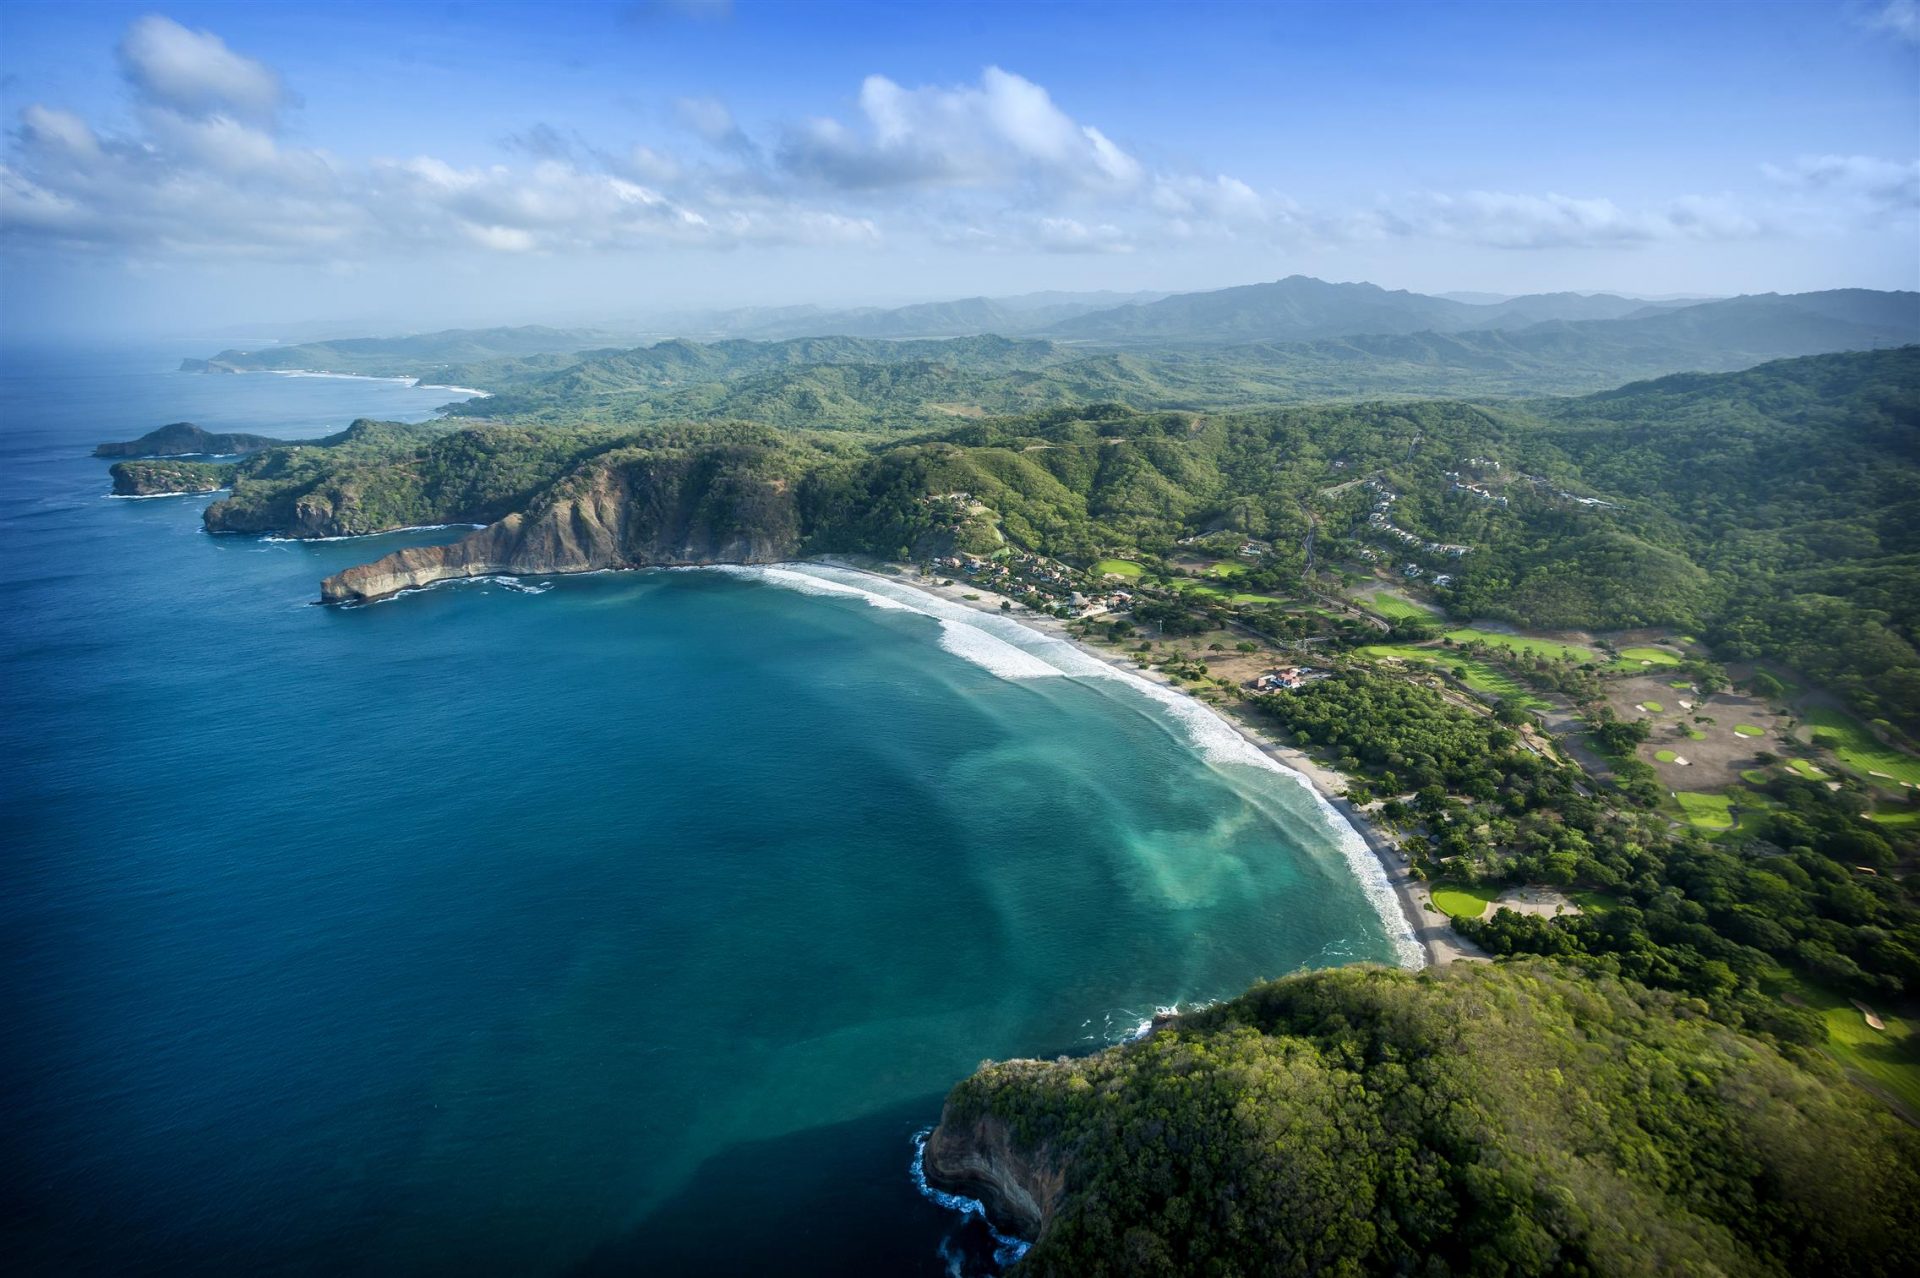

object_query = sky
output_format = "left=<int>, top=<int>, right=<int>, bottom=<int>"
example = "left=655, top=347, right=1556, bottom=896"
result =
left=0, top=0, right=1915, bottom=338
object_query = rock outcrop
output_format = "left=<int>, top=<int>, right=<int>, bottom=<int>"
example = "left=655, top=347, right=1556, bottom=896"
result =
left=318, top=451, right=805, bottom=602
left=922, top=1106, right=1065, bottom=1241
left=109, top=460, right=233, bottom=496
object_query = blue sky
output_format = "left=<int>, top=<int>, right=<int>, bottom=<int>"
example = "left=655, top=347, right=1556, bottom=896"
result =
left=1, top=0, right=1915, bottom=336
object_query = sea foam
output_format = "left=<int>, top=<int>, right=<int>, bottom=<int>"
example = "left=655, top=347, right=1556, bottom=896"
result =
left=910, top=1129, right=1031, bottom=1269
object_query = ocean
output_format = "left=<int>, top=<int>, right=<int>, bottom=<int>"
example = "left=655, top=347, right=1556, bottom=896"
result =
left=0, top=342, right=1409, bottom=1275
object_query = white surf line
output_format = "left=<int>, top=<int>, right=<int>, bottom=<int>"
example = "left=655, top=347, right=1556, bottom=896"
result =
left=909, top=1129, right=1031, bottom=1268
left=261, top=369, right=491, bottom=397
left=260, top=523, right=485, bottom=543
left=776, top=564, right=1425, bottom=969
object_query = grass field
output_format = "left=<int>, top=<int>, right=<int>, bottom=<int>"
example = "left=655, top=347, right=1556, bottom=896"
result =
left=1443, top=627, right=1594, bottom=662
left=1740, top=768, right=1770, bottom=785
left=1205, top=561, right=1249, bottom=579
left=1803, top=708, right=1920, bottom=786
left=1654, top=749, right=1679, bottom=763
left=1093, top=558, right=1145, bottom=579
left=1174, top=578, right=1287, bottom=606
left=1358, top=644, right=1551, bottom=710
left=1569, top=890, right=1617, bottom=914
left=1733, top=723, right=1765, bottom=737
left=1429, top=882, right=1493, bottom=919
left=1787, top=757, right=1829, bottom=780
left=1366, top=591, right=1440, bottom=620
left=1618, top=646, right=1682, bottom=666
left=1675, top=791, right=1734, bottom=830
left=1639, top=700, right=1665, bottom=713
left=1684, top=728, right=1707, bottom=740
left=1775, top=976, right=1920, bottom=1117
left=1868, top=808, right=1920, bottom=828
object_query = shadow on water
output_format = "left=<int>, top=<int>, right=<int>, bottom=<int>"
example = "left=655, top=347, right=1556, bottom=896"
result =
left=563, top=1094, right=1009, bottom=1278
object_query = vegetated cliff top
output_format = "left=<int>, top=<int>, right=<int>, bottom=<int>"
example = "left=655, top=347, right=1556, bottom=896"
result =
left=929, top=959, right=1920, bottom=1277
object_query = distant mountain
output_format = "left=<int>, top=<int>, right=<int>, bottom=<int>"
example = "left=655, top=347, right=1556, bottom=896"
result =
left=1048, top=275, right=1473, bottom=343
left=709, top=290, right=1166, bottom=340
left=1046, top=275, right=1915, bottom=351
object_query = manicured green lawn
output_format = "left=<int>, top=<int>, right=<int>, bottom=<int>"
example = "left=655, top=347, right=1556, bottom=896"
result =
left=1093, top=558, right=1145, bottom=579
left=1358, top=644, right=1551, bottom=710
left=1803, top=708, right=1920, bottom=786
left=1685, top=729, right=1707, bottom=740
left=1176, top=579, right=1287, bottom=606
left=1675, top=791, right=1734, bottom=830
left=1569, top=890, right=1617, bottom=914
left=1669, top=680, right=1695, bottom=689
left=1654, top=749, right=1678, bottom=763
left=1639, top=700, right=1664, bottom=713
left=1618, top=645, right=1682, bottom=666
left=1775, top=976, right=1920, bottom=1117
left=1429, top=882, right=1494, bottom=919
left=1443, top=627, right=1593, bottom=662
left=1868, top=808, right=1920, bottom=828
left=1205, top=560, right=1250, bottom=579
left=1733, top=724, right=1765, bottom=737
left=1787, top=757, right=1828, bottom=780
left=1740, top=768, right=1770, bottom=785
left=1367, top=591, right=1440, bottom=620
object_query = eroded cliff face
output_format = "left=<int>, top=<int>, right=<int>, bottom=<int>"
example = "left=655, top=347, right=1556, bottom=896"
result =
left=922, top=1107, right=1065, bottom=1241
left=318, top=452, right=805, bottom=602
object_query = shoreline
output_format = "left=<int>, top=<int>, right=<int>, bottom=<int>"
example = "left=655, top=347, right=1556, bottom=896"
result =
left=814, top=556, right=1480, bottom=969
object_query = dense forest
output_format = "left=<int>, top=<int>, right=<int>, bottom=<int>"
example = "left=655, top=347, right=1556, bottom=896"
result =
left=935, top=962, right=1919, bottom=1277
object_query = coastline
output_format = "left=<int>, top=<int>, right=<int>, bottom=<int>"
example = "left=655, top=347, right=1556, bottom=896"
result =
left=814, top=557, right=1480, bottom=969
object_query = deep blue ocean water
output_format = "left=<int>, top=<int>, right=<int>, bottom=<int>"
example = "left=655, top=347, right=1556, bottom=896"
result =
left=0, top=342, right=1410, bottom=1275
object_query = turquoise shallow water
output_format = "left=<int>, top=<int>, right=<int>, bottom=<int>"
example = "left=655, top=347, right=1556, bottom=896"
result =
left=0, top=344, right=1408, bottom=1275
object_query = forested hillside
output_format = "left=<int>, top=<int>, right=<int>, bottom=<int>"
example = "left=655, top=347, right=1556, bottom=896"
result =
left=929, top=962, right=1919, bottom=1277
left=115, top=348, right=1920, bottom=728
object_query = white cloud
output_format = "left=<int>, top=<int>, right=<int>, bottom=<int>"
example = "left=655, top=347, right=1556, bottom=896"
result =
left=1859, top=0, right=1920, bottom=42
left=1762, top=154, right=1920, bottom=212
left=1, top=19, right=1883, bottom=271
left=779, top=66, right=1143, bottom=192
left=1356, top=190, right=1761, bottom=249
left=117, top=15, right=284, bottom=122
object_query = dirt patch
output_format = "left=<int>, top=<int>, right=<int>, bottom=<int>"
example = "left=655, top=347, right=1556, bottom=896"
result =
left=1492, top=885, right=1581, bottom=919
left=1615, top=676, right=1791, bottom=790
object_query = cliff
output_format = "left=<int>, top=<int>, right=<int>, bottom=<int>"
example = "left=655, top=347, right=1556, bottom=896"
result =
left=95, top=422, right=302, bottom=457
left=318, top=450, right=805, bottom=602
left=923, top=962, right=1920, bottom=1276
left=921, top=1107, right=1065, bottom=1241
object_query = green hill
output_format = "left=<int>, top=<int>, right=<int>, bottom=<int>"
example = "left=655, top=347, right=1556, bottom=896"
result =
left=927, top=961, right=1920, bottom=1277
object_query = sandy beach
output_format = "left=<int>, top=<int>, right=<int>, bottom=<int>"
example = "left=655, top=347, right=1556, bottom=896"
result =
left=818, top=557, right=1484, bottom=969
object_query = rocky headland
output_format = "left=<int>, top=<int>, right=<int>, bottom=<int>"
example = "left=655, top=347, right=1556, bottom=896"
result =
left=94, top=421, right=316, bottom=458
left=319, top=452, right=806, bottom=602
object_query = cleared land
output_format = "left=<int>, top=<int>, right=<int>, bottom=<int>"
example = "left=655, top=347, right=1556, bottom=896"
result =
left=1778, top=976, right=1920, bottom=1117
left=1675, top=791, right=1735, bottom=830
left=1366, top=591, right=1441, bottom=621
left=1442, top=627, right=1594, bottom=662
left=1804, top=708, right=1920, bottom=786
left=1430, top=883, right=1493, bottom=919
left=1358, top=644, right=1551, bottom=710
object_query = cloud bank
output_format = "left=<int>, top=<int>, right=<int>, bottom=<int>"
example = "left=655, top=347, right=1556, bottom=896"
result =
left=0, top=16, right=1909, bottom=271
